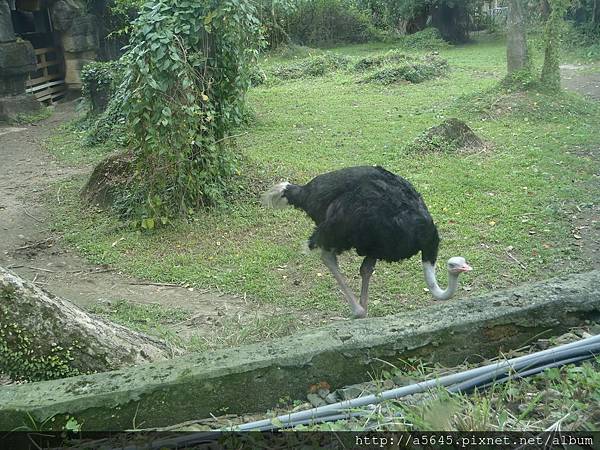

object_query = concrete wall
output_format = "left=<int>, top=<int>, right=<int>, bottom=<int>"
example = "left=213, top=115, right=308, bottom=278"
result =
left=0, top=270, right=598, bottom=431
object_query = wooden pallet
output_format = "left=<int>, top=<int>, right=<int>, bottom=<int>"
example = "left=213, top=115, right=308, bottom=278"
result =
left=26, top=47, right=67, bottom=103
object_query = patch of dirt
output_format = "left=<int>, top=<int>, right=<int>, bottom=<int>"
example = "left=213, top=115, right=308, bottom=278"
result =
left=561, top=63, right=600, bottom=101
left=561, top=63, right=600, bottom=267
left=0, top=102, right=326, bottom=354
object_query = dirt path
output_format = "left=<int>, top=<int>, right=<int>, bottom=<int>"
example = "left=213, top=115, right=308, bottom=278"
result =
left=560, top=63, right=600, bottom=267
left=0, top=102, right=299, bottom=345
left=561, top=63, right=600, bottom=101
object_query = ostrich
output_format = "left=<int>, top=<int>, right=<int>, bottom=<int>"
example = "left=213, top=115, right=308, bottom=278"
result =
left=261, top=165, right=472, bottom=318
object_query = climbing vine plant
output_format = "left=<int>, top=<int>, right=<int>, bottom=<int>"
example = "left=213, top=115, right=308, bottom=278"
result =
left=540, top=0, right=570, bottom=92
left=118, top=0, right=261, bottom=228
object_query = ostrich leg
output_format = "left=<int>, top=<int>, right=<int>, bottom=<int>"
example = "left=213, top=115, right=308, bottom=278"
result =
left=359, top=257, right=377, bottom=314
left=320, top=250, right=366, bottom=318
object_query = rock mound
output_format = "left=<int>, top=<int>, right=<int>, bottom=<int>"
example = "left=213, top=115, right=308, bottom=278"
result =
left=81, top=151, right=134, bottom=208
left=407, top=118, right=485, bottom=153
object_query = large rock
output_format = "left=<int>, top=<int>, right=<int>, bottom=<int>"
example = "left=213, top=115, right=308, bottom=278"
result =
left=50, top=0, right=84, bottom=32
left=407, top=118, right=485, bottom=153
left=0, top=41, right=37, bottom=110
left=0, top=94, right=40, bottom=121
left=0, top=1, right=16, bottom=43
left=62, top=14, right=99, bottom=53
left=0, top=266, right=179, bottom=382
left=0, top=41, right=36, bottom=78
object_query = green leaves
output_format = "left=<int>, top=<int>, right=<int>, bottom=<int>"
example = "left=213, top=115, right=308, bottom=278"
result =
left=113, top=0, right=261, bottom=229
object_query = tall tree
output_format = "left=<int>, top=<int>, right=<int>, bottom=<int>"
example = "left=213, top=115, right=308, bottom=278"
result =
left=506, top=0, right=530, bottom=74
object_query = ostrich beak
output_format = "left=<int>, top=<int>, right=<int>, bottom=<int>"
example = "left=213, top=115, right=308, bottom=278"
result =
left=459, top=263, right=473, bottom=273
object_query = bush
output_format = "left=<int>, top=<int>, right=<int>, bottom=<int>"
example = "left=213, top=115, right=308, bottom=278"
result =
left=85, top=93, right=127, bottom=147
left=254, top=0, right=297, bottom=48
left=562, top=21, right=600, bottom=60
left=397, top=27, right=451, bottom=50
left=80, top=61, right=123, bottom=115
left=80, top=60, right=127, bottom=146
left=88, top=0, right=261, bottom=228
left=288, top=0, right=377, bottom=47
left=360, top=55, right=448, bottom=84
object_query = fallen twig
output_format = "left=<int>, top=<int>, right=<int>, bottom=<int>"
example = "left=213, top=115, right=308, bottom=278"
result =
left=23, top=209, right=44, bottom=223
left=14, top=238, right=53, bottom=251
left=132, top=415, right=238, bottom=432
left=66, top=268, right=115, bottom=275
left=505, top=251, right=527, bottom=269
left=128, top=281, right=182, bottom=288
left=173, top=312, right=208, bottom=327
left=56, top=185, right=63, bottom=205
left=213, top=131, right=248, bottom=146
left=26, top=266, right=55, bottom=273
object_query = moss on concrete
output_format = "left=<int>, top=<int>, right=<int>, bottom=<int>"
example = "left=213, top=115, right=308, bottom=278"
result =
left=0, top=270, right=598, bottom=431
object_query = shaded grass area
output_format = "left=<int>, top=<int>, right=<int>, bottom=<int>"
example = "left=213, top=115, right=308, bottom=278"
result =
left=48, top=36, right=600, bottom=323
left=87, top=299, right=303, bottom=352
left=44, top=123, right=116, bottom=165
left=8, top=106, right=53, bottom=125
left=89, top=300, right=188, bottom=344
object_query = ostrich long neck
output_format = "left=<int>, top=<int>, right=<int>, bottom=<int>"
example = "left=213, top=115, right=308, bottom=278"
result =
left=422, top=262, right=459, bottom=301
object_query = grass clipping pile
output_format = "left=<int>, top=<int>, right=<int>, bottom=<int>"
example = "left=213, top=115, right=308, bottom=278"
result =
left=406, top=118, right=486, bottom=154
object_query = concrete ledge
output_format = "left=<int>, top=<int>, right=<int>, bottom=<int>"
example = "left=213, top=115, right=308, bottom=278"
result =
left=1, top=271, right=599, bottom=431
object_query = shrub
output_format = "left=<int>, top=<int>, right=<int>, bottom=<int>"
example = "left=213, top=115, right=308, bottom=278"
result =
left=288, top=0, right=377, bottom=47
left=80, top=61, right=123, bottom=115
left=562, top=21, right=600, bottom=60
left=397, top=27, right=451, bottom=50
left=80, top=60, right=127, bottom=146
left=94, top=0, right=261, bottom=228
left=254, top=0, right=297, bottom=48
left=361, top=55, right=448, bottom=84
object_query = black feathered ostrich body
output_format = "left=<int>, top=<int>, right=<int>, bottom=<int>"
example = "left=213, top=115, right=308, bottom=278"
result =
left=262, top=166, right=472, bottom=318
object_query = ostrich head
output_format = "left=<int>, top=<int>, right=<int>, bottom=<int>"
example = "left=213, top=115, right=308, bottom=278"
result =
left=422, top=256, right=472, bottom=301
left=447, top=256, right=473, bottom=275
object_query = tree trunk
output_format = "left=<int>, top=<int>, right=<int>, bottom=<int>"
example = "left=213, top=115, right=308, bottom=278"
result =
left=540, top=0, right=568, bottom=92
left=540, top=0, right=550, bottom=20
left=0, top=266, right=181, bottom=382
left=430, top=3, right=470, bottom=44
left=507, top=0, right=530, bottom=74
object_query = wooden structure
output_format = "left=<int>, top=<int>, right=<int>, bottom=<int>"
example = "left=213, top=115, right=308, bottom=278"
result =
left=25, top=46, right=66, bottom=103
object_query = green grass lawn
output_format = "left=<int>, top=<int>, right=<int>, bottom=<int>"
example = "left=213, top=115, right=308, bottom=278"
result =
left=50, top=36, right=600, bottom=324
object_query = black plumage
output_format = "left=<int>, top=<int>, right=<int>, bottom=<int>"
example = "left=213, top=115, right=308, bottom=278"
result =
left=262, top=165, right=469, bottom=318
left=282, top=166, right=440, bottom=264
